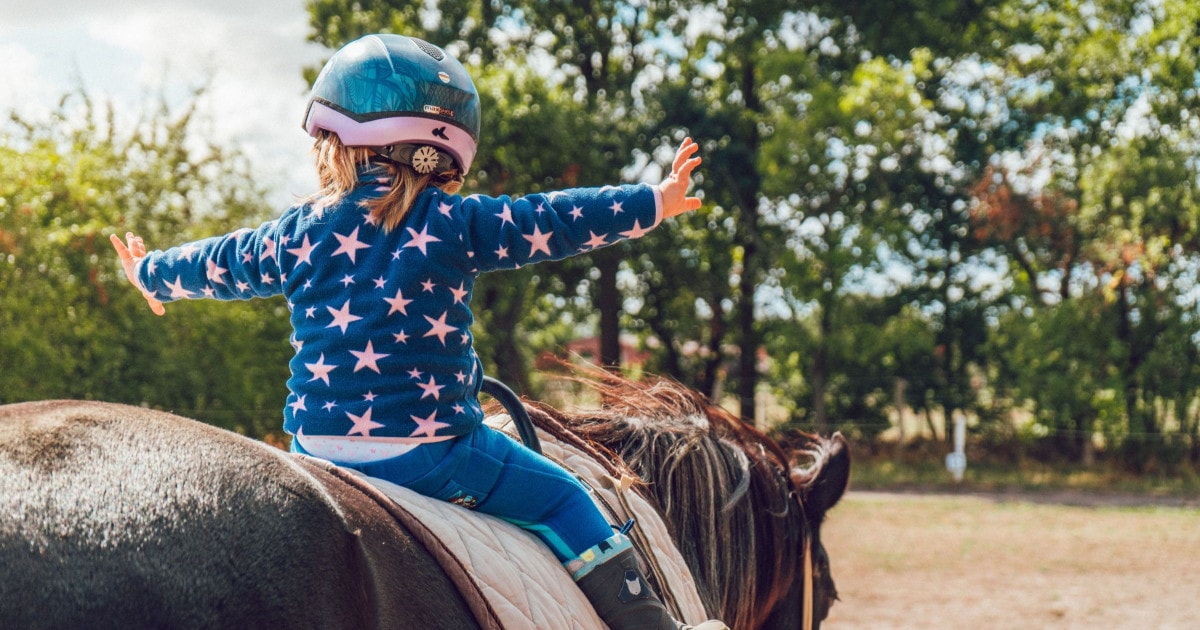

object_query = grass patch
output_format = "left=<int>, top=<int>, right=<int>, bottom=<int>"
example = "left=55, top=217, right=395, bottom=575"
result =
left=848, top=448, right=1200, bottom=500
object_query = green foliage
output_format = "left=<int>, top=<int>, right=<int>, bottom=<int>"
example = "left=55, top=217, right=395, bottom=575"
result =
left=0, top=92, right=290, bottom=437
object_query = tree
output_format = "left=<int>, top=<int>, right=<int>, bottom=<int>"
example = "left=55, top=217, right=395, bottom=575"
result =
left=0, top=91, right=290, bottom=438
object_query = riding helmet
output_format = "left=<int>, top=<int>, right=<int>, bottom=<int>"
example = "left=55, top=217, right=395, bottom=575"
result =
left=303, top=33, right=480, bottom=174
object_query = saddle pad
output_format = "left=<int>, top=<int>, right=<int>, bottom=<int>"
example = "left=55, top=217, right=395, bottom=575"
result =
left=345, top=415, right=709, bottom=629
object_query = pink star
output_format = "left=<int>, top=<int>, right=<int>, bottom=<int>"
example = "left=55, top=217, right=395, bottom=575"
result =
left=164, top=276, right=194, bottom=299
left=206, top=260, right=228, bottom=284
left=332, top=227, right=370, bottom=263
left=438, top=201, right=454, bottom=217
left=523, top=225, right=554, bottom=257
left=421, top=278, right=437, bottom=293
left=393, top=330, right=410, bottom=344
left=569, top=205, right=584, bottom=220
left=305, top=353, right=338, bottom=385
left=410, top=410, right=450, bottom=438
left=326, top=299, right=362, bottom=334
left=407, top=367, right=424, bottom=379
left=179, top=243, right=200, bottom=261
left=423, top=311, right=458, bottom=345
left=620, top=219, right=653, bottom=240
left=495, top=245, right=509, bottom=260
left=404, top=225, right=441, bottom=255
left=584, top=231, right=609, bottom=250
left=261, top=236, right=277, bottom=262
left=496, top=203, right=515, bottom=227
left=384, top=289, right=412, bottom=316
left=289, top=394, right=307, bottom=413
left=417, top=376, right=445, bottom=400
left=346, top=407, right=385, bottom=437
left=610, top=200, right=624, bottom=214
left=287, top=235, right=318, bottom=267
left=350, top=340, right=390, bottom=374
left=450, top=282, right=468, bottom=304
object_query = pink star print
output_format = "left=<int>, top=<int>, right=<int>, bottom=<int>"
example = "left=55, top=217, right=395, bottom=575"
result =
left=410, top=410, right=450, bottom=438
left=523, top=225, right=554, bottom=257
left=287, top=235, right=318, bottom=267
left=305, top=353, right=338, bottom=385
left=206, top=260, right=228, bottom=284
left=423, top=311, right=457, bottom=345
left=332, top=227, right=370, bottom=263
left=449, top=282, right=468, bottom=304
left=261, top=236, right=277, bottom=262
left=404, top=225, right=441, bottom=255
left=384, top=289, right=412, bottom=316
left=619, top=219, right=653, bottom=240
left=346, top=407, right=385, bottom=437
left=584, top=231, right=609, bottom=250
left=350, top=340, right=390, bottom=374
left=326, top=299, right=362, bottom=334
left=496, top=203, right=515, bottom=227
left=417, top=375, right=445, bottom=400
left=164, top=276, right=194, bottom=299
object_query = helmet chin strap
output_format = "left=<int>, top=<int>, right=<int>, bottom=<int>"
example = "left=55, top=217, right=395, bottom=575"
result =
left=373, top=144, right=456, bottom=174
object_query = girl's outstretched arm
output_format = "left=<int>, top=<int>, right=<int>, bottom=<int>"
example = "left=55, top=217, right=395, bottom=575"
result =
left=110, top=232, right=166, bottom=316
left=657, top=137, right=703, bottom=219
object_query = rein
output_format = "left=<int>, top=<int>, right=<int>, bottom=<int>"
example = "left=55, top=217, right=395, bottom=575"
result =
left=802, top=533, right=814, bottom=630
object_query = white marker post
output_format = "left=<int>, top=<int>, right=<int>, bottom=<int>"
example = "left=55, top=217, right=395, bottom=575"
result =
left=945, top=411, right=966, bottom=482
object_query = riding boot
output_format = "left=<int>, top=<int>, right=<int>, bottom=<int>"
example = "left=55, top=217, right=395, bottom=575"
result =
left=568, top=534, right=728, bottom=630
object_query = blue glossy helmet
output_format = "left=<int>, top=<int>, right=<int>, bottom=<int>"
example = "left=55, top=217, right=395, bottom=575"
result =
left=303, top=34, right=481, bottom=174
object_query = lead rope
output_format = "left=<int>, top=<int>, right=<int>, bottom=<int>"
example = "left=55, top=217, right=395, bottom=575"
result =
left=803, top=533, right=814, bottom=630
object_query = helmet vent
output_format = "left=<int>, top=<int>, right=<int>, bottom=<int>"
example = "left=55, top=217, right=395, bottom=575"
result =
left=412, top=38, right=446, bottom=61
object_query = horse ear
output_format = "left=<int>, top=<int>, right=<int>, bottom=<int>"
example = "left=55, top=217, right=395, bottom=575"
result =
left=790, top=432, right=850, bottom=516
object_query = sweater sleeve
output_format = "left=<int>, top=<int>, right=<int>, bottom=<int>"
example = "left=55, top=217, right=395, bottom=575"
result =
left=136, top=216, right=290, bottom=303
left=460, top=184, right=663, bottom=273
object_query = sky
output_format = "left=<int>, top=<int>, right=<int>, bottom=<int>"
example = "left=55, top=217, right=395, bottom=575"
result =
left=0, top=0, right=329, bottom=205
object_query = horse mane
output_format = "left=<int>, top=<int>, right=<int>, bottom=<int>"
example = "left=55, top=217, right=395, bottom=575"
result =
left=509, top=365, right=830, bottom=629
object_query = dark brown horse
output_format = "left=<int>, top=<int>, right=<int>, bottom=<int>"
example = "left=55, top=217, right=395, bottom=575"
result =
left=0, top=374, right=848, bottom=629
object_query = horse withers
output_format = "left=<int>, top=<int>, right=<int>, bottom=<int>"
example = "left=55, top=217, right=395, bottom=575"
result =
left=0, top=376, right=848, bottom=629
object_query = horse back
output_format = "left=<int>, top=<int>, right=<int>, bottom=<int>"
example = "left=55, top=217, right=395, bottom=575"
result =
left=0, top=400, right=476, bottom=630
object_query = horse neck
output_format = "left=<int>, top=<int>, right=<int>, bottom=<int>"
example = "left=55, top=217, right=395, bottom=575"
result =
left=614, top=425, right=805, bottom=629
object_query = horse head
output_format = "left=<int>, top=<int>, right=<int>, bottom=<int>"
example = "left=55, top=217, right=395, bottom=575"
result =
left=521, top=368, right=851, bottom=629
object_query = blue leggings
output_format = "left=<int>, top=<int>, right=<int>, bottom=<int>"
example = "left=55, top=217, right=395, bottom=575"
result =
left=294, top=424, right=615, bottom=562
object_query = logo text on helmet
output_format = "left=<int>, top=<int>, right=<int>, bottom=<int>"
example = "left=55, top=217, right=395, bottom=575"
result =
left=424, top=105, right=455, bottom=118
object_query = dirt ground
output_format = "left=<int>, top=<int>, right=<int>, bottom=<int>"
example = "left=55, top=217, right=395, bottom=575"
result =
left=820, top=490, right=1200, bottom=629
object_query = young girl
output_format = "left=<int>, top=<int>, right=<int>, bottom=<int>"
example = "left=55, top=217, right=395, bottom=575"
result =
left=112, top=33, right=721, bottom=630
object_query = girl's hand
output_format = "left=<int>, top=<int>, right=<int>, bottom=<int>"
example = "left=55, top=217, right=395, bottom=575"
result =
left=658, top=137, right=703, bottom=219
left=109, top=232, right=165, bottom=316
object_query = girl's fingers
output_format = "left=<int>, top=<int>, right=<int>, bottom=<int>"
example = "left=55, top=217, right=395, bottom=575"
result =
left=672, top=138, right=698, bottom=173
left=110, top=233, right=132, bottom=261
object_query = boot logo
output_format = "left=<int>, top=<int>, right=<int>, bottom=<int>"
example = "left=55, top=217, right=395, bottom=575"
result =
left=619, top=569, right=647, bottom=601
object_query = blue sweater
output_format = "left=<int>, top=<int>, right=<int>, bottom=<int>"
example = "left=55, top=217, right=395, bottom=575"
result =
left=137, top=163, right=663, bottom=441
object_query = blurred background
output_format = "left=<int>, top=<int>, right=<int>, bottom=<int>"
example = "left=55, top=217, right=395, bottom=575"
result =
left=5, top=2, right=1200, bottom=627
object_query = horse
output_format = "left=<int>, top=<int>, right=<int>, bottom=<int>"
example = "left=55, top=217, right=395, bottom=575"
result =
left=0, top=372, right=849, bottom=630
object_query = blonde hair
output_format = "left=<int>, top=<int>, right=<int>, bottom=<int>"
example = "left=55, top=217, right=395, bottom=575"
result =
left=310, top=131, right=464, bottom=232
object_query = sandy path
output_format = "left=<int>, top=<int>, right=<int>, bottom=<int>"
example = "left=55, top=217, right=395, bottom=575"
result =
left=821, top=491, right=1200, bottom=629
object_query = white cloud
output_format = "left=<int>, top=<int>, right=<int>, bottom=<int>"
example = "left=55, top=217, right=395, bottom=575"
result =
left=0, top=0, right=327, bottom=205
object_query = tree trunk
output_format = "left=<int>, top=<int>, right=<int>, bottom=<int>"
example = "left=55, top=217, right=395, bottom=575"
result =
left=595, top=249, right=622, bottom=368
